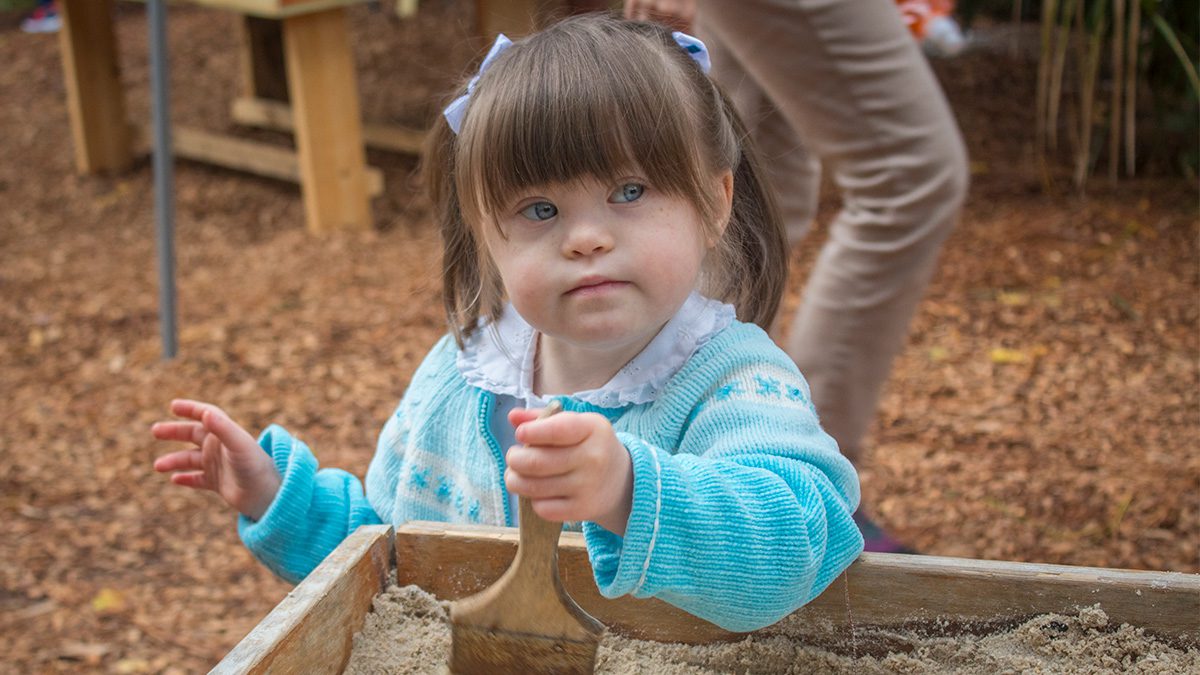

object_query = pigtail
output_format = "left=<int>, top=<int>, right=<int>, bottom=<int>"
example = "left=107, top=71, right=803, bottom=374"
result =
left=722, top=92, right=789, bottom=330
left=422, top=102, right=482, bottom=348
left=696, top=79, right=789, bottom=331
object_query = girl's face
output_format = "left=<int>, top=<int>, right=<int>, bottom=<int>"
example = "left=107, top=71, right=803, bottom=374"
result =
left=483, top=171, right=731, bottom=363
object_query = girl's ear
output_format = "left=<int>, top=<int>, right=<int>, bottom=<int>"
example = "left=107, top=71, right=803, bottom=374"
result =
left=708, top=169, right=735, bottom=247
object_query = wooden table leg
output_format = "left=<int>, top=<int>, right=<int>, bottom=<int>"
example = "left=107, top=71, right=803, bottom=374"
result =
left=237, top=15, right=289, bottom=103
left=282, top=7, right=372, bottom=233
left=57, top=0, right=132, bottom=173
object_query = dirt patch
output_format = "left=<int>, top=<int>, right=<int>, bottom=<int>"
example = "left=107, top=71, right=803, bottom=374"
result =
left=0, top=3, right=1195, bottom=672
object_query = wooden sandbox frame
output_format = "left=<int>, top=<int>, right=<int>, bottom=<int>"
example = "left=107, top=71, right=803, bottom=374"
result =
left=213, top=522, right=1200, bottom=673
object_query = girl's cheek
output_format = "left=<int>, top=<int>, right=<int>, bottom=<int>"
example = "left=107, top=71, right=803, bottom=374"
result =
left=514, top=290, right=544, bottom=317
left=504, top=281, right=538, bottom=314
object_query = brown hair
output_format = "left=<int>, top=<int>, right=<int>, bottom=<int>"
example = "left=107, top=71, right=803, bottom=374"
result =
left=425, top=14, right=787, bottom=346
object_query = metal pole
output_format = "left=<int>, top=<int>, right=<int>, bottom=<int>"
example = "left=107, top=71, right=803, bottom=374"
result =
left=148, top=0, right=178, bottom=358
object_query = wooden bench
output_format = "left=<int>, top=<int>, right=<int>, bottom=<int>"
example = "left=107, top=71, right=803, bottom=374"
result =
left=54, top=0, right=564, bottom=233
left=213, top=522, right=1200, bottom=672
left=58, top=0, right=383, bottom=233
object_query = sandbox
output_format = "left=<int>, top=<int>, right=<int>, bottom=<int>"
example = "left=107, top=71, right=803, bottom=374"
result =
left=211, top=523, right=1200, bottom=673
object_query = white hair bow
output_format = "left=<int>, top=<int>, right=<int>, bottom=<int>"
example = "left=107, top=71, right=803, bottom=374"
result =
left=442, top=33, right=513, bottom=135
left=671, top=30, right=711, bottom=74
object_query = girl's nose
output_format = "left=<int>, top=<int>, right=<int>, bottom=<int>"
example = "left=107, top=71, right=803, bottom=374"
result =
left=562, top=220, right=614, bottom=258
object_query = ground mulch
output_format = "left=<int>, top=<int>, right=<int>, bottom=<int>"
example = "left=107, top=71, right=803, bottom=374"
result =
left=0, top=4, right=1195, bottom=673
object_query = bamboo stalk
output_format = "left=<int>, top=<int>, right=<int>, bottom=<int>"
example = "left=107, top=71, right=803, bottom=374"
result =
left=1066, top=0, right=1085, bottom=173
left=1074, top=0, right=1107, bottom=190
left=1123, top=0, right=1139, bottom=177
left=1036, top=0, right=1059, bottom=154
left=1149, top=12, right=1200, bottom=98
left=1108, top=0, right=1126, bottom=182
left=1062, top=0, right=1083, bottom=171
left=1048, top=0, right=1079, bottom=151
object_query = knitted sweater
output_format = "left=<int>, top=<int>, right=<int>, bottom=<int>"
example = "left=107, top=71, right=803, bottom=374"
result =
left=238, top=320, right=863, bottom=632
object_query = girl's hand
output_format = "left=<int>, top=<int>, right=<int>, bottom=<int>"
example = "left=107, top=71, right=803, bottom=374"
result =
left=623, top=0, right=696, bottom=32
left=505, top=408, right=634, bottom=535
left=151, top=399, right=281, bottom=521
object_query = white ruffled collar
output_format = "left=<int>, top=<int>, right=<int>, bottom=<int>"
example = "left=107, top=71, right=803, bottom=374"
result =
left=456, top=292, right=735, bottom=408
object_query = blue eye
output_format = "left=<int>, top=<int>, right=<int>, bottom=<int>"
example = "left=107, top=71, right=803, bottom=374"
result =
left=520, top=201, right=558, bottom=221
left=611, top=183, right=644, bottom=203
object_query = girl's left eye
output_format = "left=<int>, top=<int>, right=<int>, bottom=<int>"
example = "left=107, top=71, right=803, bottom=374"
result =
left=520, top=201, right=558, bottom=221
left=610, top=183, right=645, bottom=203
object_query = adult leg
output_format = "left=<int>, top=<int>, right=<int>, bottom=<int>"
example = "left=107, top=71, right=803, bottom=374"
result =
left=698, top=23, right=822, bottom=245
left=697, top=0, right=969, bottom=462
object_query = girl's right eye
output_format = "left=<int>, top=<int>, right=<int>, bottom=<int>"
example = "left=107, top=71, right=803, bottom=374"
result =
left=520, top=201, right=558, bottom=221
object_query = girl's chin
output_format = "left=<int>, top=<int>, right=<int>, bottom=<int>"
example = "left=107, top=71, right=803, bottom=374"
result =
left=542, top=321, right=662, bottom=354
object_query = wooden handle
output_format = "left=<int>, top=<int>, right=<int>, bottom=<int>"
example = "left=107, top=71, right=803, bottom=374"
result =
left=513, top=401, right=564, bottom=585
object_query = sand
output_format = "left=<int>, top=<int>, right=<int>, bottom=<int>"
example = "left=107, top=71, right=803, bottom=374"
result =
left=345, top=584, right=1199, bottom=674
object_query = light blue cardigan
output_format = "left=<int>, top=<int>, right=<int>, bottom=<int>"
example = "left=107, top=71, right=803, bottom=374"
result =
left=238, top=321, right=863, bottom=632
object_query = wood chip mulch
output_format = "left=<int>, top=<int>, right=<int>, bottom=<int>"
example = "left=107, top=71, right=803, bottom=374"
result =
left=0, top=5, right=1195, bottom=673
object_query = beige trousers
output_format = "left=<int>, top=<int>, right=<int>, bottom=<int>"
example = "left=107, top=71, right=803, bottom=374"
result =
left=697, top=0, right=969, bottom=461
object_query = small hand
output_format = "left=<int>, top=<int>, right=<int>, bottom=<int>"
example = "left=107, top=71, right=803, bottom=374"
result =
left=151, top=399, right=281, bottom=521
left=505, top=407, right=634, bottom=535
left=623, top=0, right=696, bottom=32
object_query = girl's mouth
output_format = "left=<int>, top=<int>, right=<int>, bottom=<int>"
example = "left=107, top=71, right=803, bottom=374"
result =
left=567, top=278, right=628, bottom=296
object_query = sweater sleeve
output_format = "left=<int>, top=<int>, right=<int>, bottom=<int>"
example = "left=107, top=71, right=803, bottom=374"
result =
left=237, top=425, right=383, bottom=584
left=582, top=365, right=863, bottom=632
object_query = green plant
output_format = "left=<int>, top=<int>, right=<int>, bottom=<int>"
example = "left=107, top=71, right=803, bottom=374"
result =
left=0, top=0, right=38, bottom=11
left=961, top=0, right=1199, bottom=186
left=1045, top=0, right=1198, bottom=187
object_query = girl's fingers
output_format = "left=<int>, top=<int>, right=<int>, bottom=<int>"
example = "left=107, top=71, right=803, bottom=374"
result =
left=153, top=448, right=204, bottom=473
left=529, top=497, right=575, bottom=523
left=504, top=469, right=577, bottom=500
left=202, top=429, right=222, bottom=460
left=201, top=407, right=259, bottom=456
left=514, top=413, right=592, bottom=447
left=169, top=398, right=216, bottom=423
left=169, top=471, right=211, bottom=490
left=507, top=407, right=546, bottom=428
left=505, top=444, right=573, bottom=478
left=151, top=420, right=206, bottom=445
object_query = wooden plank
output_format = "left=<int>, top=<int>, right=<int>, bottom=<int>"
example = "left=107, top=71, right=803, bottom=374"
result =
left=137, top=124, right=383, bottom=196
left=394, top=0, right=419, bottom=18
left=395, top=521, right=1200, bottom=647
left=57, top=0, right=133, bottom=173
left=282, top=7, right=373, bottom=232
left=175, top=0, right=367, bottom=20
left=475, top=0, right=559, bottom=38
left=237, top=16, right=290, bottom=102
left=213, top=525, right=394, bottom=674
left=232, top=97, right=425, bottom=155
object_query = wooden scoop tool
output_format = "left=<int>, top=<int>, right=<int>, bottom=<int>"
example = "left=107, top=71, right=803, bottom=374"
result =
left=448, top=401, right=605, bottom=674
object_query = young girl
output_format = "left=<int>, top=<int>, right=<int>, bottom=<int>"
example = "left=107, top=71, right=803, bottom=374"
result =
left=152, top=14, right=863, bottom=632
